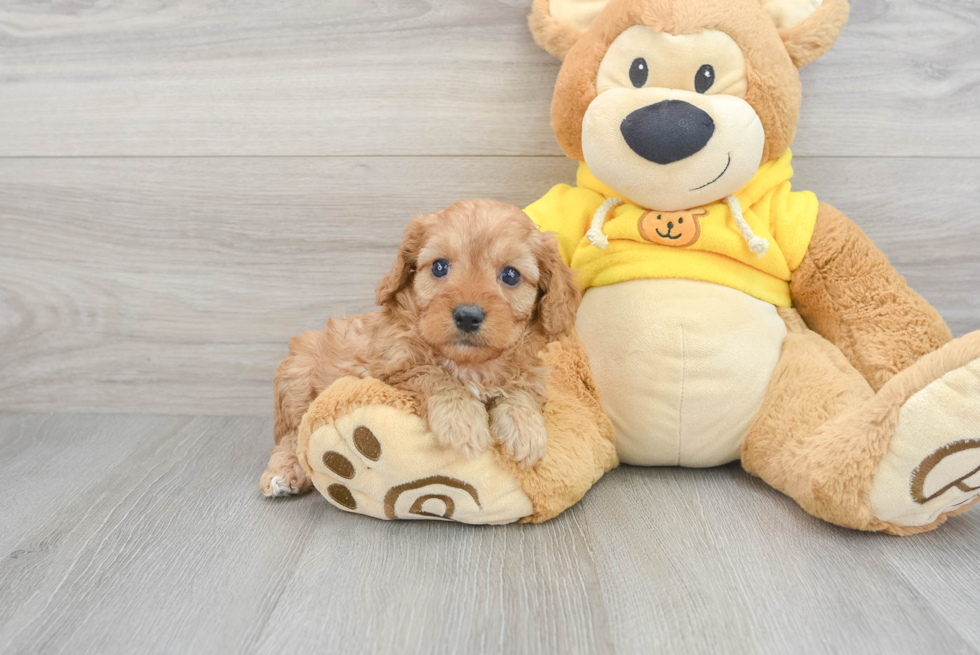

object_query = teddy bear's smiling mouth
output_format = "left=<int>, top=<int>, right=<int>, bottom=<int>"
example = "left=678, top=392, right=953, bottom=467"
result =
left=689, top=153, right=732, bottom=192
left=655, top=228, right=682, bottom=239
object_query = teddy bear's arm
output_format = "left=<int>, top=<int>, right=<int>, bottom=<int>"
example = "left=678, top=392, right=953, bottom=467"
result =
left=789, top=202, right=952, bottom=391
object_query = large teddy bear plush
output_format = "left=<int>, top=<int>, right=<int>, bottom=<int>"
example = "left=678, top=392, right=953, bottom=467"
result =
left=275, top=0, right=980, bottom=534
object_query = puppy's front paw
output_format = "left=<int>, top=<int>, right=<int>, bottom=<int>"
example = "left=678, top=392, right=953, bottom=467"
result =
left=490, top=401, right=547, bottom=467
left=426, top=396, right=492, bottom=459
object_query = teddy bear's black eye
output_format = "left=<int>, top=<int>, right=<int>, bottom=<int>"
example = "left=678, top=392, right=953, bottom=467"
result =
left=629, top=58, right=649, bottom=88
left=695, top=64, right=715, bottom=94
left=678, top=217, right=684, bottom=224
left=499, top=267, right=521, bottom=287
left=431, top=259, right=450, bottom=278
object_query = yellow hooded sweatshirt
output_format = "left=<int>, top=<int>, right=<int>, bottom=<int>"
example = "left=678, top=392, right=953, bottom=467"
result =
left=524, top=149, right=818, bottom=307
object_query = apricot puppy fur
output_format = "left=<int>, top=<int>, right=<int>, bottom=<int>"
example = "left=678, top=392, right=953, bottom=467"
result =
left=260, top=199, right=580, bottom=497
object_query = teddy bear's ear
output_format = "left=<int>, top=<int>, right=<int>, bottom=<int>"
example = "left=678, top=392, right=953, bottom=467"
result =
left=761, top=0, right=850, bottom=68
left=528, top=0, right=612, bottom=59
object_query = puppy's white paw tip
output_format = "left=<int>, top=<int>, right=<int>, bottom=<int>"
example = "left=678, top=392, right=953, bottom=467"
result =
left=266, top=475, right=300, bottom=498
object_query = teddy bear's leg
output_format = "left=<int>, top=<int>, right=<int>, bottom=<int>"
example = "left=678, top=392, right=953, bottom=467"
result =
left=297, top=332, right=618, bottom=524
left=743, top=309, right=980, bottom=534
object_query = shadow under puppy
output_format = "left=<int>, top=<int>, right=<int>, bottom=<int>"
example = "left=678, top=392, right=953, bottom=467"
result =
left=261, top=199, right=580, bottom=497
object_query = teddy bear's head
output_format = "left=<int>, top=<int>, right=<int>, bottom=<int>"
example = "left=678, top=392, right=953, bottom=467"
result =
left=529, top=0, right=850, bottom=211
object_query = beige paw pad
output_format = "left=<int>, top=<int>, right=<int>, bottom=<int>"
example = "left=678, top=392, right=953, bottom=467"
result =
left=871, top=358, right=980, bottom=527
left=303, top=405, right=532, bottom=525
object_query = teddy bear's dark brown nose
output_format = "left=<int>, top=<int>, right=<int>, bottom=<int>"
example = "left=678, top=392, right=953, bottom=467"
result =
left=620, top=100, right=715, bottom=165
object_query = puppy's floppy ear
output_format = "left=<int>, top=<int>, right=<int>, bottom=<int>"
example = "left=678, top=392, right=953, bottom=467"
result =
left=533, top=229, right=581, bottom=341
left=761, top=0, right=850, bottom=68
left=528, top=0, right=612, bottom=59
left=375, top=214, right=430, bottom=306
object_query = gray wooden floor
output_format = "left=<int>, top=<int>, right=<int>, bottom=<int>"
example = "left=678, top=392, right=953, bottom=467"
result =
left=2, top=414, right=980, bottom=655
left=1, top=0, right=979, bottom=653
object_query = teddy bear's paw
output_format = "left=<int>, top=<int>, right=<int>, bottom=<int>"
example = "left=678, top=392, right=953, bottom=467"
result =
left=303, top=404, right=533, bottom=524
left=870, top=354, right=980, bottom=528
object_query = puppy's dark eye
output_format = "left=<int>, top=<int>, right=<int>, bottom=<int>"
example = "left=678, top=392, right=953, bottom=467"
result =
left=695, top=64, right=714, bottom=94
left=431, top=259, right=450, bottom=278
left=499, top=267, right=521, bottom=287
left=629, top=57, right=649, bottom=88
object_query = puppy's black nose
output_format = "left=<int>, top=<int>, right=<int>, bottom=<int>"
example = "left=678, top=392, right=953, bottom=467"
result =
left=453, top=305, right=485, bottom=333
left=620, top=100, right=715, bottom=165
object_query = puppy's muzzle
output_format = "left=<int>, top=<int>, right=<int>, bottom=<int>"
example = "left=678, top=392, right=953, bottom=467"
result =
left=620, top=100, right=715, bottom=165
left=453, top=304, right=485, bottom=334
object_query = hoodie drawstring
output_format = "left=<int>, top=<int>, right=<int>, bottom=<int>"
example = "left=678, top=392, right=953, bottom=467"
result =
left=585, top=197, right=622, bottom=250
left=724, top=195, right=770, bottom=258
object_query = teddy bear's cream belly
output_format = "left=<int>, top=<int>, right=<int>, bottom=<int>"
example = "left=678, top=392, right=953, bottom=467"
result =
left=576, top=279, right=787, bottom=467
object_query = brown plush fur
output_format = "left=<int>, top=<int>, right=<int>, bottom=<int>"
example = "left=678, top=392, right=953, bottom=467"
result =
left=791, top=203, right=953, bottom=392
left=528, top=0, right=584, bottom=59
left=260, top=200, right=580, bottom=495
left=744, top=311, right=980, bottom=535
left=742, top=308, right=875, bottom=528
left=537, top=0, right=850, bottom=164
left=778, top=0, right=851, bottom=67
left=503, top=331, right=618, bottom=523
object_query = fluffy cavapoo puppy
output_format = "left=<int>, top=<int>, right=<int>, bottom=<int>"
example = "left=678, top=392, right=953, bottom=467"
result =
left=260, top=199, right=580, bottom=497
